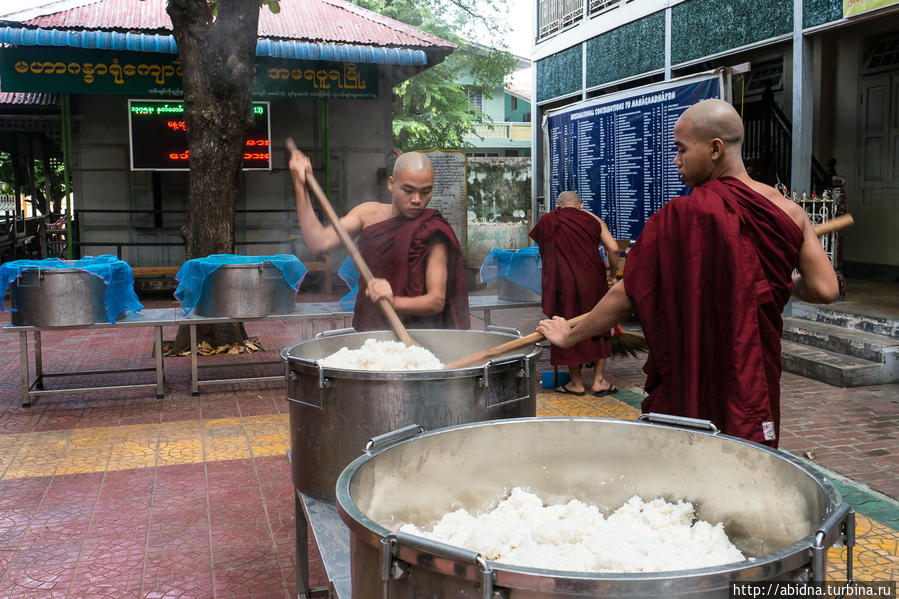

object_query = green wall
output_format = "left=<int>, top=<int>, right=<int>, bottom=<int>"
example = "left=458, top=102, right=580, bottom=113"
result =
left=672, top=0, right=792, bottom=64
left=536, top=45, right=582, bottom=103
left=505, top=91, right=531, bottom=121
left=803, top=0, right=843, bottom=28
left=586, top=11, right=665, bottom=88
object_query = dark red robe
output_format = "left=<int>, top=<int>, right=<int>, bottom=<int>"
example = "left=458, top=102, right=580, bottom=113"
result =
left=623, top=177, right=803, bottom=446
left=353, top=208, right=470, bottom=332
left=530, top=207, right=611, bottom=366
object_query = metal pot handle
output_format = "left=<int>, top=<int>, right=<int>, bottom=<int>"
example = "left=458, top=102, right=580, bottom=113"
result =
left=637, top=413, right=719, bottom=434
left=364, top=424, right=424, bottom=453
left=315, top=327, right=357, bottom=339
left=286, top=358, right=330, bottom=409
left=485, top=324, right=521, bottom=337
left=811, top=502, right=855, bottom=583
left=481, top=354, right=531, bottom=409
left=380, top=532, right=494, bottom=599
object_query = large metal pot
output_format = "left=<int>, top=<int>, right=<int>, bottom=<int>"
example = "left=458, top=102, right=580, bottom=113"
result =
left=10, top=268, right=113, bottom=326
left=194, top=262, right=296, bottom=318
left=336, top=416, right=854, bottom=598
left=281, top=328, right=540, bottom=501
left=497, top=278, right=541, bottom=302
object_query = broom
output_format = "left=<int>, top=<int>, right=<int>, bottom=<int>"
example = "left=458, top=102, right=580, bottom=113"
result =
left=611, top=323, right=646, bottom=358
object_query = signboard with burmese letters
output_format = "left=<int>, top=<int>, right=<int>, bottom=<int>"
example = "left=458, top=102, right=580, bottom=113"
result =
left=0, top=46, right=379, bottom=99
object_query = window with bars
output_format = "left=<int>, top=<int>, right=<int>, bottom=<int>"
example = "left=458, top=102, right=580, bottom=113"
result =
left=466, top=89, right=484, bottom=113
left=863, top=33, right=899, bottom=75
left=538, top=0, right=585, bottom=40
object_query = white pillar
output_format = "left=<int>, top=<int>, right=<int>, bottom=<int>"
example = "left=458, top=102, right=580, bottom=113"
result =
left=791, top=0, right=813, bottom=193
left=664, top=7, right=672, bottom=80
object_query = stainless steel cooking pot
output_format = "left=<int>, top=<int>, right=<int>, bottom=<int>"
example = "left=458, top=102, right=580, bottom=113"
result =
left=336, top=416, right=854, bottom=598
left=281, top=328, right=540, bottom=501
left=194, top=262, right=295, bottom=318
left=10, top=268, right=114, bottom=326
left=497, top=278, right=541, bottom=302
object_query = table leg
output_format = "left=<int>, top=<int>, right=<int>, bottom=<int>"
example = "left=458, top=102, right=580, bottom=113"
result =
left=154, top=326, right=164, bottom=399
left=190, top=324, right=199, bottom=396
left=483, top=308, right=492, bottom=328
left=19, top=331, right=31, bottom=408
left=34, top=330, right=44, bottom=389
left=296, top=491, right=310, bottom=599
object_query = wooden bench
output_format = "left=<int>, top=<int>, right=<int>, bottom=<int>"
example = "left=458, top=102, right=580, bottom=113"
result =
left=131, top=266, right=181, bottom=277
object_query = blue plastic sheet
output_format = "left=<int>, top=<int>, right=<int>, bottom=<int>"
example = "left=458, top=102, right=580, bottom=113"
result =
left=337, top=256, right=360, bottom=311
left=479, top=246, right=542, bottom=295
left=0, top=255, right=143, bottom=323
left=174, top=254, right=307, bottom=316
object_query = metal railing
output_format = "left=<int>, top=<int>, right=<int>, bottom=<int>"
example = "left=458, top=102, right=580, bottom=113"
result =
left=538, top=0, right=584, bottom=38
left=467, top=122, right=531, bottom=141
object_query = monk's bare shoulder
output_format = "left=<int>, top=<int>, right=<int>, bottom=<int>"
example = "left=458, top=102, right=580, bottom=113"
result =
left=744, top=178, right=805, bottom=231
left=350, top=201, right=394, bottom=228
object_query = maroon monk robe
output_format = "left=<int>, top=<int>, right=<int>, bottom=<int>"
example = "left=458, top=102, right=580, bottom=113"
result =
left=530, top=206, right=611, bottom=366
left=623, top=176, right=803, bottom=446
left=353, top=208, right=470, bottom=332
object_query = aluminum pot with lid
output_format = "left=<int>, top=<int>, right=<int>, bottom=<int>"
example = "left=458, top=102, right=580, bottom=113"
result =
left=336, top=416, right=854, bottom=598
left=10, top=268, right=114, bottom=326
left=281, top=328, right=540, bottom=501
left=194, top=262, right=295, bottom=318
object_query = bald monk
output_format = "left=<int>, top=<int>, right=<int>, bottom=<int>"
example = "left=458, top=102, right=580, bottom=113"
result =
left=530, top=190, right=619, bottom=395
left=289, top=149, right=469, bottom=331
left=537, top=99, right=838, bottom=446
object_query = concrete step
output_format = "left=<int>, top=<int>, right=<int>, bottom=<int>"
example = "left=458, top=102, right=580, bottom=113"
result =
left=786, top=300, right=899, bottom=339
left=782, top=317, right=899, bottom=364
left=781, top=340, right=887, bottom=387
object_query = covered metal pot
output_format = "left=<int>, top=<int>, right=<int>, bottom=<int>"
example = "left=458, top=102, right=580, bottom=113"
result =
left=194, top=262, right=295, bottom=318
left=336, top=416, right=854, bottom=598
left=281, top=328, right=540, bottom=501
left=10, top=268, right=113, bottom=326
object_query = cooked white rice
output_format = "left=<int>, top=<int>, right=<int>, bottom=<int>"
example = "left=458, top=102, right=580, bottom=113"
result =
left=317, top=338, right=443, bottom=370
left=399, top=487, right=745, bottom=573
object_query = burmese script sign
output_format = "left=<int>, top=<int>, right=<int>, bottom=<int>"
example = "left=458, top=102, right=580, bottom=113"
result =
left=0, top=46, right=379, bottom=99
left=843, top=0, right=899, bottom=16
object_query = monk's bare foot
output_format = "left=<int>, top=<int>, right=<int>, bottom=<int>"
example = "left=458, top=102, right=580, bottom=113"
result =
left=591, top=378, right=618, bottom=397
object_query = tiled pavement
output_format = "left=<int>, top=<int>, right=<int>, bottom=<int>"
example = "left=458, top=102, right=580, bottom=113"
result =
left=0, top=295, right=896, bottom=597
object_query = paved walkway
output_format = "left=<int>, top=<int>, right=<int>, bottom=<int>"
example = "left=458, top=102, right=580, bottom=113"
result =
left=0, top=294, right=895, bottom=597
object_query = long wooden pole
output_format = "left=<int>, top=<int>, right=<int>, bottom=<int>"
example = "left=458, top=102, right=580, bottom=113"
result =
left=445, top=213, right=855, bottom=369
left=287, top=138, right=417, bottom=347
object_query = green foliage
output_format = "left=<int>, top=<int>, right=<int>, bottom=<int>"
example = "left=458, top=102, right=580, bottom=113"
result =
left=346, top=0, right=517, bottom=152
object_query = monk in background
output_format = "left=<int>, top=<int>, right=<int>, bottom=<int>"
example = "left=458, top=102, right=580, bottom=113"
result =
left=289, top=149, right=469, bottom=331
left=530, top=191, right=619, bottom=396
left=537, top=99, right=838, bottom=446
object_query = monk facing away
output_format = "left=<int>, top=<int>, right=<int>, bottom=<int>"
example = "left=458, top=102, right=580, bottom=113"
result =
left=530, top=190, right=620, bottom=396
left=288, top=149, right=469, bottom=331
left=537, top=99, right=838, bottom=447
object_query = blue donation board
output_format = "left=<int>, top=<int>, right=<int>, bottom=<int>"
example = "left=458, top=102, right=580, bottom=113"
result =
left=545, top=74, right=722, bottom=240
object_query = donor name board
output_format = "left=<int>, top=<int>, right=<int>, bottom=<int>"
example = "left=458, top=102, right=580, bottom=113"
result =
left=544, top=74, right=722, bottom=240
left=129, top=100, right=271, bottom=171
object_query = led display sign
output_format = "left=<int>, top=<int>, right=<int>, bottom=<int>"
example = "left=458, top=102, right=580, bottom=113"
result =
left=128, top=100, right=271, bottom=171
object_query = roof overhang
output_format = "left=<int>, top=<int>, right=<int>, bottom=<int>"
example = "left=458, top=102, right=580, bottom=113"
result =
left=0, top=25, right=429, bottom=66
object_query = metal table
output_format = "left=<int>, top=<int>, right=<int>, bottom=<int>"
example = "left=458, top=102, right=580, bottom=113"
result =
left=3, top=307, right=176, bottom=407
left=289, top=450, right=352, bottom=599
left=176, top=302, right=352, bottom=395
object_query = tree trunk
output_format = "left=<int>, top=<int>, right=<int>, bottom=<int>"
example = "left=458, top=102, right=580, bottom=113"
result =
left=166, top=0, right=262, bottom=354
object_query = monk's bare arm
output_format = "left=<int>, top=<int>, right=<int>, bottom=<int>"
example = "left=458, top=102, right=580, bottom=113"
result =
left=536, top=280, right=633, bottom=348
left=289, top=147, right=366, bottom=254
left=366, top=240, right=448, bottom=316
left=792, top=211, right=839, bottom=303
left=598, top=223, right=620, bottom=281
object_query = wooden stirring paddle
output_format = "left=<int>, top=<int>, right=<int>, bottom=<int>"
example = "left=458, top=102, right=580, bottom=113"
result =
left=286, top=137, right=418, bottom=347
left=446, top=213, right=856, bottom=369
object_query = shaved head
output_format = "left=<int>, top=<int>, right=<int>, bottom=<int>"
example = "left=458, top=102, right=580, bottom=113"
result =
left=393, top=152, right=434, bottom=178
left=557, top=191, right=581, bottom=207
left=678, top=99, right=744, bottom=149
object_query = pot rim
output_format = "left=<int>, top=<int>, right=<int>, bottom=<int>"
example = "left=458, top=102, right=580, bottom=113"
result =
left=279, top=329, right=542, bottom=376
left=335, top=417, right=842, bottom=590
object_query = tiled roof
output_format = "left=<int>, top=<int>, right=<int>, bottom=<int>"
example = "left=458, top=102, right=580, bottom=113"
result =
left=20, top=0, right=453, bottom=49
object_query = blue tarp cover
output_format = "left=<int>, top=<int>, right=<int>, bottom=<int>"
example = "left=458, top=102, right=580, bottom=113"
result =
left=174, top=254, right=307, bottom=316
left=0, top=255, right=143, bottom=323
left=337, top=256, right=360, bottom=311
left=479, top=246, right=542, bottom=295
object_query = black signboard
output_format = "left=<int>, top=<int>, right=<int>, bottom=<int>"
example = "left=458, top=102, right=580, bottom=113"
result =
left=128, top=100, right=271, bottom=171
left=544, top=74, right=722, bottom=240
